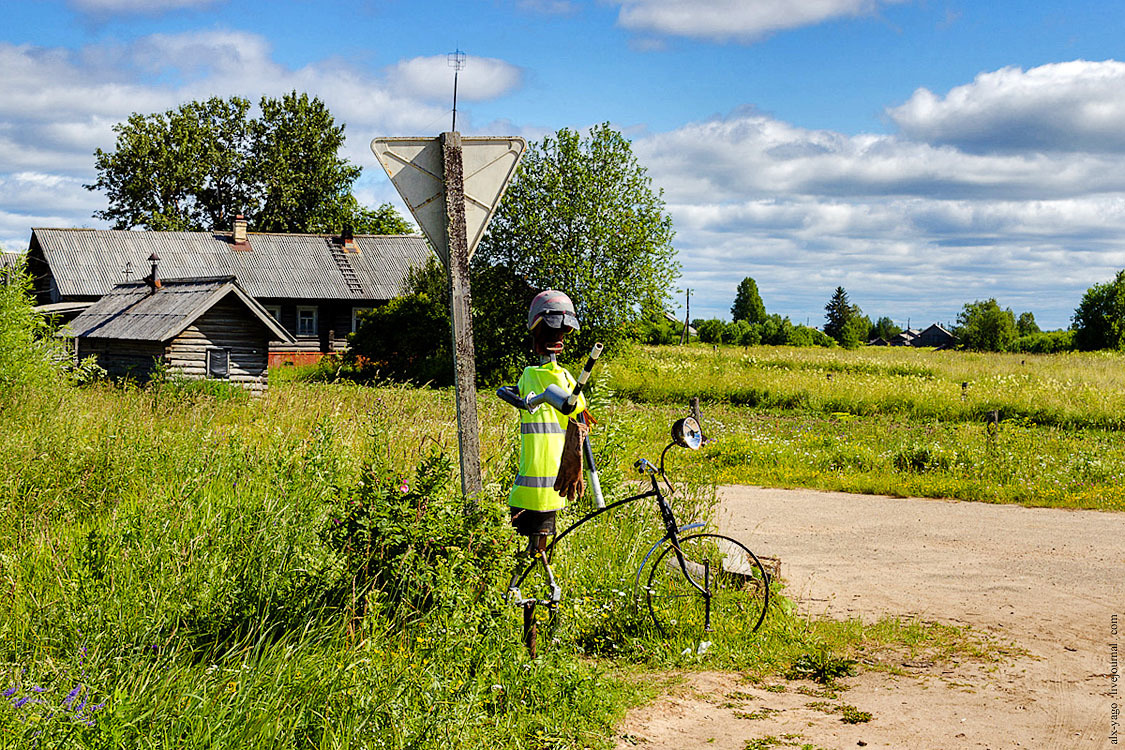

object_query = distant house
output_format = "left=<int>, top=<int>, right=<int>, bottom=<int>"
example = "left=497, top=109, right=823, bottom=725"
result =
left=26, top=221, right=431, bottom=365
left=888, top=328, right=920, bottom=346
left=2, top=252, right=24, bottom=283
left=880, top=324, right=957, bottom=349
left=914, top=323, right=957, bottom=349
left=663, top=311, right=698, bottom=336
left=64, top=274, right=293, bottom=394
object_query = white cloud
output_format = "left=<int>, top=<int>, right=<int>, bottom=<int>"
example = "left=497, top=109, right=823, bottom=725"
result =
left=888, top=60, right=1125, bottom=154
left=611, top=0, right=904, bottom=42
left=636, top=105, right=1125, bottom=328
left=387, top=55, right=523, bottom=102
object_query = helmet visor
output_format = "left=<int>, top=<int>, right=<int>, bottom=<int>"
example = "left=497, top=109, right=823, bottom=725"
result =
left=535, top=309, right=580, bottom=332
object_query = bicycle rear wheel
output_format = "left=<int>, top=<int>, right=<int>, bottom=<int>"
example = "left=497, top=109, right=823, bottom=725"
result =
left=645, top=533, right=770, bottom=638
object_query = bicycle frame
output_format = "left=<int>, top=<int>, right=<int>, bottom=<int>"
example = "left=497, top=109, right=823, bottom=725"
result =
left=511, top=468, right=710, bottom=602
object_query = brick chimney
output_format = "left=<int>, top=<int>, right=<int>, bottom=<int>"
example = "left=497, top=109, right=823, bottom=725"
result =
left=341, top=224, right=356, bottom=253
left=233, top=214, right=249, bottom=247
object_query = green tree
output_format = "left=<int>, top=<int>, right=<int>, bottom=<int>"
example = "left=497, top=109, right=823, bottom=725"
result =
left=955, top=299, right=1018, bottom=352
left=731, top=277, right=766, bottom=325
left=473, top=124, right=679, bottom=354
left=697, top=319, right=724, bottom=344
left=88, top=92, right=409, bottom=234
left=823, top=287, right=864, bottom=343
left=871, top=316, right=902, bottom=341
left=1073, top=270, right=1125, bottom=351
left=1016, top=311, right=1040, bottom=337
left=839, top=316, right=871, bottom=350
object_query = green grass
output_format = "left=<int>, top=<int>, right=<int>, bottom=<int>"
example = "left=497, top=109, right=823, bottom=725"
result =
left=606, top=344, right=1125, bottom=510
left=0, top=378, right=984, bottom=749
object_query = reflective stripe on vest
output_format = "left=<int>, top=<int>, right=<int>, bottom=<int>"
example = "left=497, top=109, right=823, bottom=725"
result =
left=520, top=422, right=564, bottom=434
left=514, top=475, right=556, bottom=488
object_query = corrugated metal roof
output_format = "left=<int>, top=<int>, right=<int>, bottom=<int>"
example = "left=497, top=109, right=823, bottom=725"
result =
left=32, top=228, right=431, bottom=301
left=66, top=277, right=294, bottom=343
left=1, top=252, right=24, bottom=271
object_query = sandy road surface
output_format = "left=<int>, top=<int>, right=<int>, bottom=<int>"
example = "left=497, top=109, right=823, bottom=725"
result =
left=616, top=487, right=1124, bottom=750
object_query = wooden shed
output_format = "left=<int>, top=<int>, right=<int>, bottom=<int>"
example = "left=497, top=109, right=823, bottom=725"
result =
left=64, top=275, right=293, bottom=394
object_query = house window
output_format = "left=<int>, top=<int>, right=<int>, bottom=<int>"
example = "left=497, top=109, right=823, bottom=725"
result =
left=206, top=348, right=230, bottom=379
left=352, top=306, right=373, bottom=333
left=297, top=306, right=318, bottom=337
left=264, top=305, right=282, bottom=324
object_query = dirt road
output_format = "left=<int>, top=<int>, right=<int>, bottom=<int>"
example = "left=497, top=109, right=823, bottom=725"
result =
left=616, top=487, right=1124, bottom=750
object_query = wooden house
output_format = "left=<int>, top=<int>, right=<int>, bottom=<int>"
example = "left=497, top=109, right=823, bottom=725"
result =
left=914, top=323, right=957, bottom=349
left=26, top=221, right=430, bottom=365
left=64, top=274, right=293, bottom=394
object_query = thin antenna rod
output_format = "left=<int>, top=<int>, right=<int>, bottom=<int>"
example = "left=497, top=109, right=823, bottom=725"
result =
left=447, top=49, right=466, bottom=132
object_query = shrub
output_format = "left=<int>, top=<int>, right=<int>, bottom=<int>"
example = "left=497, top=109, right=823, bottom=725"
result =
left=723, top=320, right=751, bottom=345
left=697, top=319, right=724, bottom=344
left=786, top=325, right=835, bottom=348
left=1012, top=330, right=1074, bottom=354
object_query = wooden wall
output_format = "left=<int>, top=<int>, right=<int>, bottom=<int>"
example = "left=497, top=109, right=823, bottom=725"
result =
left=164, top=298, right=271, bottom=395
left=77, top=339, right=164, bottom=381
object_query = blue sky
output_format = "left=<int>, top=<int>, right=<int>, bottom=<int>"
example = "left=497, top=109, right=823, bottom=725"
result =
left=5, top=1, right=1125, bottom=330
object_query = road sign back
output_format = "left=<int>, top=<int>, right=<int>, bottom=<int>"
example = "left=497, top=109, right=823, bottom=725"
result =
left=370, top=135, right=526, bottom=265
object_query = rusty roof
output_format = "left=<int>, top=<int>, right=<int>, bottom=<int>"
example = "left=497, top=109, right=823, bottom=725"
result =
left=65, top=276, right=294, bottom=343
left=31, top=228, right=431, bottom=301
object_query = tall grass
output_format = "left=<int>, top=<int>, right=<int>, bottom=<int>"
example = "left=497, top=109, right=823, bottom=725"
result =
left=1, top=375, right=959, bottom=749
left=611, top=344, right=1125, bottom=429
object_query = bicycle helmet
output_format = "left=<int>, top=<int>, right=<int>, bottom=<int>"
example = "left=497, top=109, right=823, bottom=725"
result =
left=528, top=290, right=580, bottom=332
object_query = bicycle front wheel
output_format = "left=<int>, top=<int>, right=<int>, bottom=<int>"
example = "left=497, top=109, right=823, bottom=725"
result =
left=646, top=533, right=770, bottom=638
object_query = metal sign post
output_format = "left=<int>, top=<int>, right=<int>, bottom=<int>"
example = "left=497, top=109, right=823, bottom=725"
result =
left=371, top=134, right=526, bottom=505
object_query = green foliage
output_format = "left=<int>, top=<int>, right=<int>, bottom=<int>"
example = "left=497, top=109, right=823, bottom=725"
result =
left=1016, top=311, right=1040, bottom=336
left=786, top=325, right=835, bottom=348
left=731, top=277, right=767, bottom=325
left=823, top=287, right=864, bottom=344
left=871, top=316, right=902, bottom=341
left=724, top=319, right=752, bottom=344
left=697, top=318, right=724, bottom=344
left=348, top=257, right=533, bottom=387
left=955, top=299, right=1017, bottom=352
left=635, top=313, right=680, bottom=345
left=1073, top=269, right=1125, bottom=351
left=474, top=123, right=680, bottom=355
left=839, top=316, right=871, bottom=350
left=1012, top=329, right=1073, bottom=354
left=87, top=92, right=408, bottom=234
left=0, top=266, right=69, bottom=407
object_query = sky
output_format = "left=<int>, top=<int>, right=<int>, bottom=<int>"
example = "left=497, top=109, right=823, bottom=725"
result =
left=5, top=1, right=1125, bottom=330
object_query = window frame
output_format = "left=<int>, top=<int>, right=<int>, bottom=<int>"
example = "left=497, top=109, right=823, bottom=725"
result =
left=296, top=305, right=318, bottom=338
left=206, top=347, right=230, bottom=380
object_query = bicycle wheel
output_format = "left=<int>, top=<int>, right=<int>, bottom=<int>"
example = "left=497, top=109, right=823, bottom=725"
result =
left=645, top=533, right=770, bottom=638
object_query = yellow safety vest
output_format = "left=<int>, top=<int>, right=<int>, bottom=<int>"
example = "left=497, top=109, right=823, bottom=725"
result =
left=509, top=362, right=587, bottom=512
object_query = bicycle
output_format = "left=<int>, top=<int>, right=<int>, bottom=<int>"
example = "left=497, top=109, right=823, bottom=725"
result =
left=504, top=405, right=771, bottom=657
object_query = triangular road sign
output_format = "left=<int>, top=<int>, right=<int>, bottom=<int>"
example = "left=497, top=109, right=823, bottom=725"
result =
left=370, top=135, right=526, bottom=266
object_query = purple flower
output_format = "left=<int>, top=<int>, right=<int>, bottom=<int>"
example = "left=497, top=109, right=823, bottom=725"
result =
left=63, top=685, right=82, bottom=706
left=29, top=685, right=45, bottom=693
left=13, top=696, right=39, bottom=709
left=2, top=686, right=16, bottom=698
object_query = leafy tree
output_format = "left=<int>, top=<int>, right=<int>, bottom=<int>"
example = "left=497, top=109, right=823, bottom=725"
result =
left=349, top=257, right=534, bottom=387
left=731, top=277, right=766, bottom=325
left=696, top=319, right=724, bottom=344
left=823, top=287, right=864, bottom=343
left=474, top=124, right=679, bottom=355
left=88, top=92, right=409, bottom=234
left=839, top=316, right=871, bottom=350
left=871, top=316, right=902, bottom=341
left=1072, top=270, right=1125, bottom=351
left=1016, top=311, right=1040, bottom=337
left=723, top=319, right=751, bottom=344
left=954, top=299, right=1017, bottom=352
left=786, top=325, right=836, bottom=348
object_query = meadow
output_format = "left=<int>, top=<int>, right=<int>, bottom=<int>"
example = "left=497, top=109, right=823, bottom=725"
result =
left=0, top=375, right=979, bottom=749
left=610, top=344, right=1125, bottom=510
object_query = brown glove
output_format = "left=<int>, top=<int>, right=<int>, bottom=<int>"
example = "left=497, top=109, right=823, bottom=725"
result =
left=553, top=418, right=589, bottom=502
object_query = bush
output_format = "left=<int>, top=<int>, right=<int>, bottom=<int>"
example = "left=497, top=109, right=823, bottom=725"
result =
left=723, top=320, right=751, bottom=345
left=1012, top=330, right=1074, bottom=354
left=786, top=325, right=836, bottom=348
left=697, top=319, right=724, bottom=344
left=0, top=266, right=70, bottom=407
